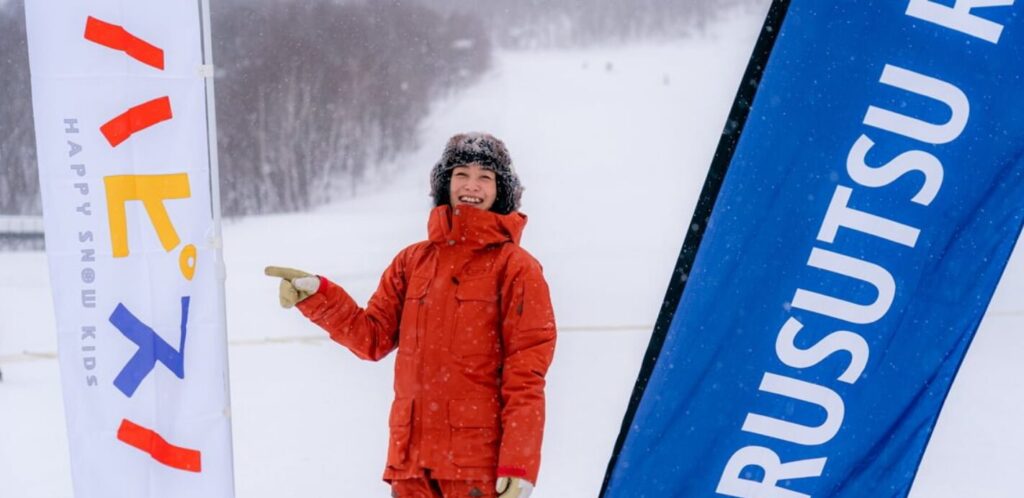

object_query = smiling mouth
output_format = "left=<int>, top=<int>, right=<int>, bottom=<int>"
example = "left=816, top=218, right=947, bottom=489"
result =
left=458, top=195, right=483, bottom=205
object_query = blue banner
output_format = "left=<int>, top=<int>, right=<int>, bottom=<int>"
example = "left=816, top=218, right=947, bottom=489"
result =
left=604, top=1, right=1024, bottom=497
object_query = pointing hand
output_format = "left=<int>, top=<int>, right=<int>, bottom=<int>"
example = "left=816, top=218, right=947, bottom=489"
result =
left=264, top=266, right=321, bottom=308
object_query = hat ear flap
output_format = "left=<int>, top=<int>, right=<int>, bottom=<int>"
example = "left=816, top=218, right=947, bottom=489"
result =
left=430, top=163, right=452, bottom=207
left=489, top=171, right=522, bottom=215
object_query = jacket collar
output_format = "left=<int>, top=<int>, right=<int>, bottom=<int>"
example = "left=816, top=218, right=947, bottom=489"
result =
left=428, top=205, right=526, bottom=249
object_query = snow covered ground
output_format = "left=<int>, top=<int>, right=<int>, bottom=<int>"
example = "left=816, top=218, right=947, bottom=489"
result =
left=3, top=6, right=1023, bottom=497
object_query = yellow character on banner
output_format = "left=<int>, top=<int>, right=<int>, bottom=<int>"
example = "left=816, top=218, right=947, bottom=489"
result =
left=104, top=173, right=197, bottom=280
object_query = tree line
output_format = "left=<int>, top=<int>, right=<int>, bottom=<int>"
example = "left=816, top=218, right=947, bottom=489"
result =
left=1, top=0, right=761, bottom=218
left=212, top=0, right=490, bottom=215
left=429, top=0, right=762, bottom=48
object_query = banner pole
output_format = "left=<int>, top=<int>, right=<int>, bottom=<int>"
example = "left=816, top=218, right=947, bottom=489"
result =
left=199, top=0, right=223, bottom=226
left=198, top=1, right=237, bottom=495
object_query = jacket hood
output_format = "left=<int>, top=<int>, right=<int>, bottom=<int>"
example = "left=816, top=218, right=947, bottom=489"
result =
left=428, top=204, right=526, bottom=249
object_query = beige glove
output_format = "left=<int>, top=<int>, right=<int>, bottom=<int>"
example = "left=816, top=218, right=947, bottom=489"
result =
left=264, top=266, right=321, bottom=308
left=496, top=477, right=534, bottom=498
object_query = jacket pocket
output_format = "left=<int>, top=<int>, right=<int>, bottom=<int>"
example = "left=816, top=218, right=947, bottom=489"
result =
left=386, top=398, right=414, bottom=469
left=399, top=276, right=431, bottom=350
left=449, top=398, right=501, bottom=468
left=452, top=277, right=500, bottom=357
left=405, top=275, right=431, bottom=301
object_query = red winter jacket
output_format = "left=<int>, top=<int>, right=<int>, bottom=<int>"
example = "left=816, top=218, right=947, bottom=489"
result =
left=297, top=205, right=557, bottom=484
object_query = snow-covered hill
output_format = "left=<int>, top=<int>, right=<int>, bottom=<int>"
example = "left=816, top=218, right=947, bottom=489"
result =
left=2, top=5, right=1022, bottom=497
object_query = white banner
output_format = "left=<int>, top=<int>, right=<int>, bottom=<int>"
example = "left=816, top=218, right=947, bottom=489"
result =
left=24, top=1, right=234, bottom=496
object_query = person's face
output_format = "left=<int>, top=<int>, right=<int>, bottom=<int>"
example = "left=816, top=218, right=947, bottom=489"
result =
left=449, top=163, right=497, bottom=211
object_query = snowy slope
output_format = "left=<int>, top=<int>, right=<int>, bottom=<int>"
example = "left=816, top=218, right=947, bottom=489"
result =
left=3, top=5, right=1023, bottom=497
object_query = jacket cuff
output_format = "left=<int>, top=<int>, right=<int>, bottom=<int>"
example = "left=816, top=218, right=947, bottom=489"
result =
left=496, top=466, right=529, bottom=480
left=295, top=276, right=331, bottom=317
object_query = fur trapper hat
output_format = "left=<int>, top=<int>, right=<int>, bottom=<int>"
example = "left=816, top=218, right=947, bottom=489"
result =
left=430, top=132, right=523, bottom=214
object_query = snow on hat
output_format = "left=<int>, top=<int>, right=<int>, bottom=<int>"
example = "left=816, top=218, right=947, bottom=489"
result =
left=430, top=132, right=523, bottom=214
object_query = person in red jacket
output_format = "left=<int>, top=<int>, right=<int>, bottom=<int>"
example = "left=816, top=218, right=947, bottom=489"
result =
left=266, top=133, right=556, bottom=498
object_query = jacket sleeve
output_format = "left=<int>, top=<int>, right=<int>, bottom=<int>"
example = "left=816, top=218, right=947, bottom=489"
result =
left=496, top=254, right=557, bottom=484
left=295, top=250, right=409, bottom=362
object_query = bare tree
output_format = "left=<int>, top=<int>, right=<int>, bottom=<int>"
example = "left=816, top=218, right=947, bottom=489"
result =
left=0, top=0, right=39, bottom=216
